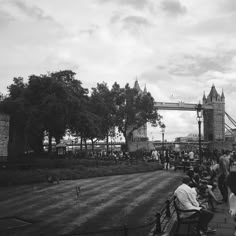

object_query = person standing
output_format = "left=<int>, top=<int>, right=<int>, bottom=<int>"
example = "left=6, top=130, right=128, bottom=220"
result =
left=189, top=150, right=194, bottom=161
left=165, top=150, right=170, bottom=170
left=218, top=151, right=230, bottom=202
left=227, top=166, right=236, bottom=236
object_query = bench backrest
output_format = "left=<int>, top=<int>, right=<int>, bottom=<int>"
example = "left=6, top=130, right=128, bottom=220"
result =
left=156, top=195, right=176, bottom=233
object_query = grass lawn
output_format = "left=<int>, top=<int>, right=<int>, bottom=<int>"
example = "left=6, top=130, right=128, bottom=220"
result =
left=0, top=170, right=183, bottom=236
left=0, top=159, right=163, bottom=186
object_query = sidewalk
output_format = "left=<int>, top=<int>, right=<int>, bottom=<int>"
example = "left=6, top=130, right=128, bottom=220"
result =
left=208, top=192, right=235, bottom=236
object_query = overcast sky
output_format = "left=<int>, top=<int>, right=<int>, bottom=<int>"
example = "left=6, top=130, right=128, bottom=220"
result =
left=1, top=0, right=236, bottom=141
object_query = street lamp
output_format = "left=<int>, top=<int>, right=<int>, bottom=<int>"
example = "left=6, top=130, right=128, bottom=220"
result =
left=161, top=125, right=166, bottom=161
left=196, top=102, right=203, bottom=164
left=72, top=140, right=74, bottom=154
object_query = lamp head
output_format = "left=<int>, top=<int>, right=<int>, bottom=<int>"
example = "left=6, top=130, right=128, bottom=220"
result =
left=196, top=102, right=203, bottom=120
left=161, top=124, right=166, bottom=133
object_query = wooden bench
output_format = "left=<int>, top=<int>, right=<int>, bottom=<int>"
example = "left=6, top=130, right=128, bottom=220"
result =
left=149, top=195, right=201, bottom=236
left=154, top=195, right=177, bottom=236
left=174, top=160, right=199, bottom=172
left=173, top=196, right=201, bottom=236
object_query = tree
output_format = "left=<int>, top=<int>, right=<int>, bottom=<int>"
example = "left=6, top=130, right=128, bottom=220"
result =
left=25, top=70, right=88, bottom=153
left=112, top=83, right=162, bottom=151
left=90, top=82, right=116, bottom=153
left=3, top=77, right=28, bottom=159
left=3, top=70, right=89, bottom=156
left=47, top=71, right=88, bottom=150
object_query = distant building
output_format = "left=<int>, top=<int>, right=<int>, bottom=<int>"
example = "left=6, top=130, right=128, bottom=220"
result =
left=175, top=133, right=201, bottom=142
left=0, top=112, right=10, bottom=161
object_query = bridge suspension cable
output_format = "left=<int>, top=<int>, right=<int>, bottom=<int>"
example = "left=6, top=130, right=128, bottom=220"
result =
left=225, top=112, right=236, bottom=127
left=225, top=112, right=236, bottom=138
left=225, top=123, right=234, bottom=135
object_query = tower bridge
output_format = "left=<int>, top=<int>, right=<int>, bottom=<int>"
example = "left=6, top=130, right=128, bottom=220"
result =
left=154, top=102, right=213, bottom=111
left=133, top=81, right=235, bottom=147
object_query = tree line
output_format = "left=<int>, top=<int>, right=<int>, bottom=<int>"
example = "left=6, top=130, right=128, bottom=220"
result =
left=0, top=70, right=162, bottom=159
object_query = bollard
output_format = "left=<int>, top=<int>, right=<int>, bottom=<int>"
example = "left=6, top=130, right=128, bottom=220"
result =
left=166, top=200, right=171, bottom=218
left=123, top=224, right=128, bottom=236
left=155, top=212, right=162, bottom=233
left=76, top=186, right=81, bottom=198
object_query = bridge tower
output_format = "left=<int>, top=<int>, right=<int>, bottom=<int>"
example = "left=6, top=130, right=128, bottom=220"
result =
left=130, top=80, right=147, bottom=141
left=203, top=85, right=225, bottom=141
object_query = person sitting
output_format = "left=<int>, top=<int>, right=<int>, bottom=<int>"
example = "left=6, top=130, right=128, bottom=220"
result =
left=197, top=179, right=223, bottom=211
left=174, top=176, right=216, bottom=235
left=186, top=168, right=199, bottom=188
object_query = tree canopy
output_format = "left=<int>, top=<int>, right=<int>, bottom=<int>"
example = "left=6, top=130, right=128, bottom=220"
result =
left=0, top=71, right=163, bottom=158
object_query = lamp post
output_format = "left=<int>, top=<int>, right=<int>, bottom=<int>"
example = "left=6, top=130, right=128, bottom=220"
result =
left=196, top=102, right=203, bottom=164
left=72, top=140, right=74, bottom=154
left=161, top=125, right=166, bottom=162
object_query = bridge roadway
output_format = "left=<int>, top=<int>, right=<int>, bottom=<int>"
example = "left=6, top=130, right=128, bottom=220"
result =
left=154, top=101, right=213, bottom=111
left=152, top=141, right=209, bottom=145
left=70, top=141, right=208, bottom=146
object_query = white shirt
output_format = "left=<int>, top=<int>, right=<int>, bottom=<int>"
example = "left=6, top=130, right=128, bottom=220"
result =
left=189, top=151, right=194, bottom=160
left=152, top=150, right=159, bottom=160
left=174, top=183, right=201, bottom=217
left=229, top=193, right=236, bottom=217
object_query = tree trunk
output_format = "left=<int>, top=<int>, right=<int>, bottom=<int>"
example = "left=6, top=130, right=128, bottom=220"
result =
left=91, top=139, right=94, bottom=153
left=125, top=137, right=129, bottom=152
left=84, top=138, right=87, bottom=151
left=80, top=136, right=83, bottom=151
left=48, top=132, right=52, bottom=153
left=106, top=133, right=109, bottom=154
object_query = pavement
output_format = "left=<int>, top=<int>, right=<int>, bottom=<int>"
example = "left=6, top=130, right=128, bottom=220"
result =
left=207, top=191, right=235, bottom=236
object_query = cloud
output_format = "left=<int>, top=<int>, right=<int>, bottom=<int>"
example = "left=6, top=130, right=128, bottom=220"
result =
left=79, top=25, right=99, bottom=36
left=219, top=0, right=236, bottom=13
left=168, top=51, right=236, bottom=77
left=122, top=15, right=151, bottom=28
left=110, top=12, right=123, bottom=24
left=97, top=0, right=150, bottom=9
left=0, top=9, right=15, bottom=26
left=120, top=15, right=153, bottom=35
left=193, top=14, right=236, bottom=35
left=160, top=0, right=186, bottom=16
left=7, top=0, right=53, bottom=21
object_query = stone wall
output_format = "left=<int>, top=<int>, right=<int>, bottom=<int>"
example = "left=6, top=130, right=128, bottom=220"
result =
left=208, top=141, right=236, bottom=152
left=128, top=141, right=154, bottom=152
left=0, top=113, right=10, bottom=161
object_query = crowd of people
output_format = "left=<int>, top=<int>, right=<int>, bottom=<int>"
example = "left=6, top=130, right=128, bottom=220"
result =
left=173, top=149, right=236, bottom=236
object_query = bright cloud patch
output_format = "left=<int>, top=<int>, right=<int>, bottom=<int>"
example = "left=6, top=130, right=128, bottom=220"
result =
left=1, top=0, right=236, bottom=140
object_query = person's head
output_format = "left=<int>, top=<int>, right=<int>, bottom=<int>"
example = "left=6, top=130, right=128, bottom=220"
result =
left=187, top=169, right=194, bottom=177
left=202, top=171, right=208, bottom=177
left=182, top=176, right=191, bottom=185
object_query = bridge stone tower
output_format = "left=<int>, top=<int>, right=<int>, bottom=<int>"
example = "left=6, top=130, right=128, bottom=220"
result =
left=203, top=85, right=225, bottom=141
left=130, top=80, right=147, bottom=141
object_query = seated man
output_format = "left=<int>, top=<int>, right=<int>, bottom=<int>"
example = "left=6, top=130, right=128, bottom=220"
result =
left=197, top=179, right=223, bottom=210
left=174, top=176, right=216, bottom=235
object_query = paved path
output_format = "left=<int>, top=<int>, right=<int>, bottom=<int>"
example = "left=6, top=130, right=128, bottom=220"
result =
left=209, top=190, right=235, bottom=236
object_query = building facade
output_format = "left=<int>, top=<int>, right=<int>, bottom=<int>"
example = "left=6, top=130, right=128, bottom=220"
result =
left=203, top=85, right=225, bottom=141
left=0, top=112, right=10, bottom=161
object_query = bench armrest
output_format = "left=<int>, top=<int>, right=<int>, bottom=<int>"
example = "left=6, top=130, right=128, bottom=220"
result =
left=175, top=208, right=200, bottom=214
